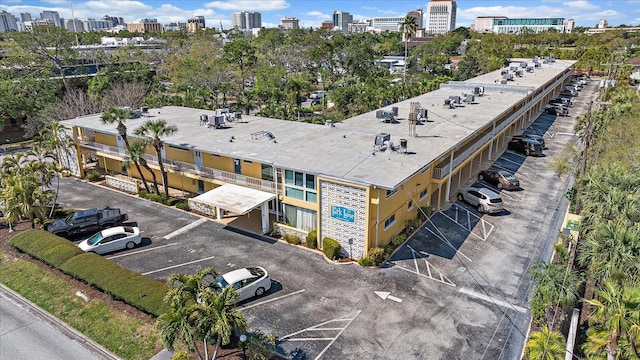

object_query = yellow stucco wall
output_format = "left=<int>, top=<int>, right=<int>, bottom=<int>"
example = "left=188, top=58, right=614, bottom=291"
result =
left=202, top=154, right=234, bottom=173
left=242, top=160, right=262, bottom=178
left=164, top=146, right=193, bottom=163
left=94, top=132, right=118, bottom=147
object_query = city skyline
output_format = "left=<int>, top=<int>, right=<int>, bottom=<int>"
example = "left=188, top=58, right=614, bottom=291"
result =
left=0, top=0, right=638, bottom=30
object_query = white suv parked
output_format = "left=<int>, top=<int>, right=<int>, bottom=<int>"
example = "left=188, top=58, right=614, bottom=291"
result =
left=457, top=187, right=504, bottom=214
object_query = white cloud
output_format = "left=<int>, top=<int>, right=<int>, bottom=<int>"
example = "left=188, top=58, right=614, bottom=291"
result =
left=204, top=0, right=289, bottom=11
left=562, top=0, right=598, bottom=10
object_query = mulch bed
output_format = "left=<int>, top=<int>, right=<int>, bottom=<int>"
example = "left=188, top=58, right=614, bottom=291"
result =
left=0, top=221, right=243, bottom=360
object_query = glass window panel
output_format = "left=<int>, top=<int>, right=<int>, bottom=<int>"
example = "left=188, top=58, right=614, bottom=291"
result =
left=285, top=187, right=303, bottom=200
left=285, top=170, right=294, bottom=185
left=295, top=172, right=303, bottom=186
left=306, top=191, right=317, bottom=203
left=306, top=174, right=315, bottom=189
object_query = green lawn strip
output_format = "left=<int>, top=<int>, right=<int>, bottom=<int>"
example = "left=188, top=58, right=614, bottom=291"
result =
left=0, top=255, right=163, bottom=360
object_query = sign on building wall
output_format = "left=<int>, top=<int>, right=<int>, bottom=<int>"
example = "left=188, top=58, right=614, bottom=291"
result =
left=320, top=181, right=367, bottom=259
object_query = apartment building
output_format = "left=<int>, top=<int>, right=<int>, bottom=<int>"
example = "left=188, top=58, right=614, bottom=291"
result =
left=60, top=60, right=575, bottom=259
left=232, top=11, right=261, bottom=30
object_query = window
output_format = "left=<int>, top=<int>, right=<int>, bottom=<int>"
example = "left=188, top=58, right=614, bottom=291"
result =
left=284, top=205, right=317, bottom=230
left=285, top=187, right=303, bottom=200
left=306, top=191, right=317, bottom=203
left=386, top=188, right=397, bottom=198
left=306, top=174, right=315, bottom=190
left=285, top=169, right=294, bottom=184
left=420, top=189, right=428, bottom=201
left=408, top=201, right=413, bottom=211
left=261, top=164, right=274, bottom=181
left=384, top=214, right=396, bottom=230
left=295, top=172, right=303, bottom=186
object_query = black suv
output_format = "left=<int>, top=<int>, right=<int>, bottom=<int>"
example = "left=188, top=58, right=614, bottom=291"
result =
left=520, top=132, right=546, bottom=148
left=544, top=104, right=569, bottom=117
left=508, top=136, right=543, bottom=156
left=549, top=97, right=572, bottom=107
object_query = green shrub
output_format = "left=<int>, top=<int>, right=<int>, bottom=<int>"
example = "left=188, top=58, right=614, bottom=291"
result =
left=420, top=206, right=434, bottom=219
left=391, top=234, right=407, bottom=247
left=406, top=217, right=422, bottom=229
left=322, top=237, right=341, bottom=260
left=283, top=233, right=302, bottom=245
left=358, top=257, right=372, bottom=266
left=383, top=244, right=394, bottom=257
left=176, top=201, right=190, bottom=211
left=171, top=350, right=192, bottom=360
left=165, top=197, right=180, bottom=206
left=60, top=253, right=169, bottom=316
left=86, top=171, right=102, bottom=182
left=306, top=230, right=318, bottom=249
left=9, top=230, right=85, bottom=268
left=9, top=229, right=169, bottom=317
left=367, top=247, right=386, bottom=266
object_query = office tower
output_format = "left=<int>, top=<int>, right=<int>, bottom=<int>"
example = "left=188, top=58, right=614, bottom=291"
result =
left=0, top=11, right=18, bottom=32
left=425, top=0, right=456, bottom=35
left=188, top=15, right=205, bottom=31
left=21, top=12, right=32, bottom=22
left=232, top=11, right=261, bottom=30
left=40, top=10, right=63, bottom=27
left=332, top=11, right=353, bottom=33
left=280, top=17, right=299, bottom=30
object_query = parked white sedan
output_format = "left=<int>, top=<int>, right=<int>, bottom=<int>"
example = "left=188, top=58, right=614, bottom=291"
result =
left=77, top=226, right=141, bottom=254
left=210, top=266, right=271, bottom=303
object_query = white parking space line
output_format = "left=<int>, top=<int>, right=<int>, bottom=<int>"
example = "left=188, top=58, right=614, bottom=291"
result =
left=239, top=289, right=306, bottom=311
left=502, top=152, right=527, bottom=163
left=459, top=287, right=527, bottom=314
left=106, top=242, right=178, bottom=259
left=440, top=204, right=495, bottom=241
left=141, top=256, right=216, bottom=275
left=422, top=227, right=472, bottom=262
left=395, top=246, right=456, bottom=286
left=163, top=218, right=208, bottom=239
left=279, top=310, right=361, bottom=360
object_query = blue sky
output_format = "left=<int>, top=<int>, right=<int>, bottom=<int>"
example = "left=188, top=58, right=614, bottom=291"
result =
left=1, top=0, right=638, bottom=29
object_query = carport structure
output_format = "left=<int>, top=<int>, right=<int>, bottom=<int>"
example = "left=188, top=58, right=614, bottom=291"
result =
left=189, top=184, right=275, bottom=234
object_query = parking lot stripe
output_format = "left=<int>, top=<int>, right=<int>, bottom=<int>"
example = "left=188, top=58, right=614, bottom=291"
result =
left=459, top=287, right=527, bottom=314
left=239, top=289, right=305, bottom=311
left=163, top=218, right=208, bottom=239
left=141, top=256, right=216, bottom=275
left=106, top=242, right=178, bottom=259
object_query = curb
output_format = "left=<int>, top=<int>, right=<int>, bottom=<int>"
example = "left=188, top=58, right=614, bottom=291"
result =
left=0, top=283, right=121, bottom=360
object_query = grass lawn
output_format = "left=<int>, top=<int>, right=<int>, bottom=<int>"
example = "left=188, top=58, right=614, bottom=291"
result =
left=0, top=253, right=164, bottom=360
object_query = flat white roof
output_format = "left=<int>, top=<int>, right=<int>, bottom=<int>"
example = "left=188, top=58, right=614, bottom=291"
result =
left=191, top=184, right=275, bottom=215
left=62, top=59, right=575, bottom=189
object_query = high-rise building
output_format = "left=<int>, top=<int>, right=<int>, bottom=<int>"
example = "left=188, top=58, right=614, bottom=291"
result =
left=232, top=12, right=261, bottom=30
left=188, top=15, right=205, bottom=31
left=280, top=17, right=299, bottom=30
left=425, top=0, right=456, bottom=35
left=40, top=10, right=63, bottom=27
left=20, top=12, right=32, bottom=22
left=0, top=11, right=18, bottom=32
left=407, top=9, right=424, bottom=30
left=321, top=21, right=334, bottom=30
left=66, top=18, right=84, bottom=32
left=332, top=11, right=353, bottom=33
left=127, top=19, right=162, bottom=33
left=102, top=15, right=125, bottom=27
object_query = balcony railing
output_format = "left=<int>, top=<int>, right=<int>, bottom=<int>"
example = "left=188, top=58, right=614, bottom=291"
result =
left=80, top=141, right=279, bottom=193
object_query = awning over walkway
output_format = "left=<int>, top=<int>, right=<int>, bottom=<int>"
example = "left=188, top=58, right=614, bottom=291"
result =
left=191, top=184, right=276, bottom=215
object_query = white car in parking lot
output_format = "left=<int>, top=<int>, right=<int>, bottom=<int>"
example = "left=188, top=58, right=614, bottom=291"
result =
left=210, top=266, right=271, bottom=303
left=77, top=226, right=141, bottom=254
left=457, top=187, right=504, bottom=214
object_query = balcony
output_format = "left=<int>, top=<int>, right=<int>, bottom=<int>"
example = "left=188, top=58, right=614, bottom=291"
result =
left=79, top=141, right=279, bottom=193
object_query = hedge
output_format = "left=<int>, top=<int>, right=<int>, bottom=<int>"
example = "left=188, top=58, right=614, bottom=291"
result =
left=306, top=230, right=317, bottom=249
left=9, top=230, right=85, bottom=268
left=9, top=229, right=169, bottom=317
left=60, top=253, right=169, bottom=316
left=322, top=237, right=341, bottom=260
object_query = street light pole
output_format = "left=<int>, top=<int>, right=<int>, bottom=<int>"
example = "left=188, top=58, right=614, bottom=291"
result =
left=239, top=334, right=247, bottom=360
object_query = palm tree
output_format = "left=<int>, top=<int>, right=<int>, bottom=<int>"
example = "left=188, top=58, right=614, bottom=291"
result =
left=133, top=119, right=178, bottom=197
left=400, top=15, right=417, bottom=83
left=585, top=281, right=640, bottom=360
left=122, top=139, right=154, bottom=193
left=530, top=262, right=583, bottom=321
left=524, top=326, right=566, bottom=360
left=157, top=301, right=204, bottom=360
left=101, top=106, right=148, bottom=181
left=35, top=121, right=74, bottom=168
left=198, top=286, right=247, bottom=360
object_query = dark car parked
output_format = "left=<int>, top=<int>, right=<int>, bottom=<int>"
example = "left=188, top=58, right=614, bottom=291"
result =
left=544, top=104, right=569, bottom=117
left=520, top=132, right=546, bottom=148
left=549, top=97, right=572, bottom=107
left=508, top=136, right=543, bottom=156
left=478, top=169, right=520, bottom=190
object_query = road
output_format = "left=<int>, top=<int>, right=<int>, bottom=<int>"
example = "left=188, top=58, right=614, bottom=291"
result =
left=0, top=284, right=116, bottom=360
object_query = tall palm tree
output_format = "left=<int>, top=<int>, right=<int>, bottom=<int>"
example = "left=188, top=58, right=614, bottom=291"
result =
left=585, top=281, right=640, bottom=360
left=400, top=15, right=417, bottom=83
left=524, top=326, right=566, bottom=360
left=35, top=121, right=73, bottom=168
left=101, top=106, right=148, bottom=181
left=198, top=286, right=247, bottom=360
left=122, top=139, right=153, bottom=193
left=133, top=119, right=178, bottom=198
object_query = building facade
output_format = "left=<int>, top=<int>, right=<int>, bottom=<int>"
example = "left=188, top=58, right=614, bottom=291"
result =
left=0, top=10, right=18, bottom=33
left=40, top=10, right=63, bottom=27
left=66, top=19, right=84, bottom=32
left=188, top=15, right=205, bottom=31
left=371, top=17, right=405, bottom=32
left=492, top=18, right=571, bottom=34
left=426, top=0, right=456, bottom=35
left=280, top=17, right=299, bottom=30
left=472, top=16, right=507, bottom=33
left=60, top=59, right=575, bottom=260
left=332, top=11, right=353, bottom=33
left=232, top=11, right=261, bottom=30
left=127, top=19, right=162, bottom=33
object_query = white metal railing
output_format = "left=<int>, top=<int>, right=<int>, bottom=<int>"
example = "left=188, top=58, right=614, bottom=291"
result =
left=80, top=141, right=279, bottom=193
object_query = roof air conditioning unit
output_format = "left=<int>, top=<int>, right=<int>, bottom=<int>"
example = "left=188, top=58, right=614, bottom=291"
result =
left=375, top=133, right=390, bottom=146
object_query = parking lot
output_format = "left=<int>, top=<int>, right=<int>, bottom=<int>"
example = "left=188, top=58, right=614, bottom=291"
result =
left=54, top=81, right=598, bottom=359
